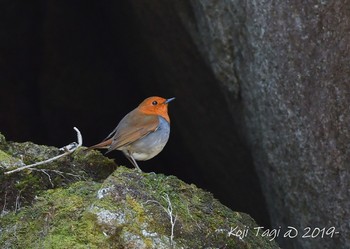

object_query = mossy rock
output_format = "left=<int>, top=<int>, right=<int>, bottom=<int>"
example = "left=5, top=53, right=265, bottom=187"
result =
left=0, top=181, right=104, bottom=249
left=0, top=132, right=279, bottom=248
left=0, top=132, right=117, bottom=212
left=0, top=166, right=280, bottom=248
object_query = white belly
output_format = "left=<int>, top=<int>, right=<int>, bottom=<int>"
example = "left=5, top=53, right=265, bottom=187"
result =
left=123, top=116, right=170, bottom=161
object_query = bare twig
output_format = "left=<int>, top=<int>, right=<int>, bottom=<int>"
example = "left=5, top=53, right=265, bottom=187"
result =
left=163, top=194, right=177, bottom=246
left=4, top=127, right=83, bottom=175
left=146, top=193, right=177, bottom=246
left=30, top=168, right=86, bottom=187
left=15, top=190, right=22, bottom=212
left=37, top=169, right=54, bottom=188
left=1, top=190, right=8, bottom=217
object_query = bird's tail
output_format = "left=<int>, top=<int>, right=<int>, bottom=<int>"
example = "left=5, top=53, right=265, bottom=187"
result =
left=86, top=138, right=113, bottom=150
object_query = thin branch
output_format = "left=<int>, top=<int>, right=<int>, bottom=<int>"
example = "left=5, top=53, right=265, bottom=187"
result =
left=146, top=193, right=177, bottom=246
left=4, top=127, right=83, bottom=175
left=1, top=190, right=8, bottom=217
left=30, top=168, right=87, bottom=186
left=15, top=190, right=22, bottom=212
left=163, top=194, right=177, bottom=246
left=30, top=169, right=54, bottom=188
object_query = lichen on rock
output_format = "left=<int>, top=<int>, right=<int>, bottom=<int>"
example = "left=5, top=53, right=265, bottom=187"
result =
left=86, top=167, right=279, bottom=248
left=0, top=135, right=279, bottom=248
left=0, top=133, right=116, bottom=213
left=1, top=167, right=279, bottom=248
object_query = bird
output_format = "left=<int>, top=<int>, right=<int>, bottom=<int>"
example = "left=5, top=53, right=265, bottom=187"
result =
left=88, top=96, right=175, bottom=171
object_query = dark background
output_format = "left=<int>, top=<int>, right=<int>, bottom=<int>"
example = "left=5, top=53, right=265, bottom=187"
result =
left=0, top=1, right=269, bottom=227
left=3, top=1, right=350, bottom=249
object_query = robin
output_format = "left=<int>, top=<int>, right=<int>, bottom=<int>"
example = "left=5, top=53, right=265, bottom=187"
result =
left=89, top=96, right=175, bottom=171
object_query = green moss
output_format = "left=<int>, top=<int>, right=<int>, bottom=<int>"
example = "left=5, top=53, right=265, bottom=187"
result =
left=0, top=150, right=22, bottom=169
left=42, top=211, right=106, bottom=249
left=0, top=138, right=117, bottom=213
left=0, top=132, right=6, bottom=150
left=86, top=166, right=279, bottom=248
left=1, top=166, right=279, bottom=248
left=126, top=194, right=146, bottom=223
left=0, top=150, right=11, bottom=162
left=0, top=181, right=110, bottom=249
left=71, top=148, right=117, bottom=180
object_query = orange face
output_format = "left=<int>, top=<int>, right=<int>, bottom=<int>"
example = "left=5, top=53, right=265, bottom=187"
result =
left=137, top=96, right=175, bottom=122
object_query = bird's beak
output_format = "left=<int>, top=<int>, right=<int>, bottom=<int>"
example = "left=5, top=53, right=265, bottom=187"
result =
left=165, top=97, right=175, bottom=104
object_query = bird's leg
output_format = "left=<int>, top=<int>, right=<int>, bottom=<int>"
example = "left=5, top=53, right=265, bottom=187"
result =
left=124, top=152, right=142, bottom=172
left=130, top=156, right=142, bottom=172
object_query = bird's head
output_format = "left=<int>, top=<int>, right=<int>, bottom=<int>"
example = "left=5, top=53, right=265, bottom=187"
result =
left=137, top=96, right=175, bottom=123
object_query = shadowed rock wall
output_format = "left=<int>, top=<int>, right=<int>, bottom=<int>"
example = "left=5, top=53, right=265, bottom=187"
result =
left=239, top=2, right=350, bottom=248
left=2, top=1, right=349, bottom=248
left=125, top=1, right=349, bottom=249
left=120, top=0, right=270, bottom=227
left=123, top=1, right=350, bottom=248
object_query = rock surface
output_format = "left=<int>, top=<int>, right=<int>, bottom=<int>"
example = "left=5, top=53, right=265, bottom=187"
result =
left=125, top=1, right=350, bottom=248
left=0, top=0, right=270, bottom=230
left=0, top=137, right=279, bottom=248
left=0, top=132, right=116, bottom=212
left=1, top=2, right=349, bottom=249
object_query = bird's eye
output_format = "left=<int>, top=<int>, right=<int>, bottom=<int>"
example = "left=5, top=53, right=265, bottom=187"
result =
left=152, top=101, right=158, bottom=106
